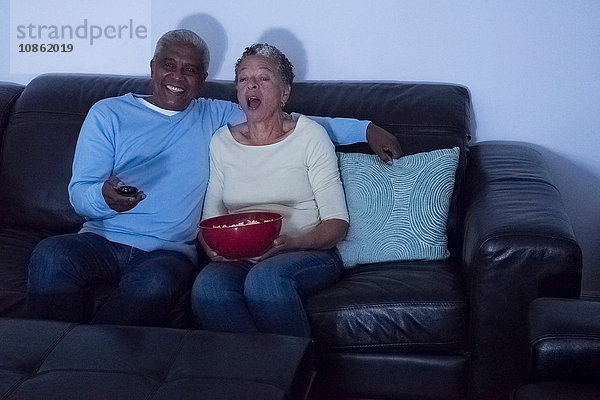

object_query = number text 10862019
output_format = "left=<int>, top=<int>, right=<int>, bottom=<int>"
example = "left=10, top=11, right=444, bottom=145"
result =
left=18, top=43, right=74, bottom=52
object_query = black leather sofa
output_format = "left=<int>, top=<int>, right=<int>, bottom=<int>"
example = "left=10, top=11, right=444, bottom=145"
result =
left=0, top=74, right=583, bottom=400
left=511, top=297, right=600, bottom=400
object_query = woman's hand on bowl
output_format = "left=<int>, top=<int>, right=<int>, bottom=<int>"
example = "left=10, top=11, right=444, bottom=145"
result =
left=247, top=234, right=295, bottom=262
left=201, top=238, right=255, bottom=263
left=199, top=238, right=239, bottom=262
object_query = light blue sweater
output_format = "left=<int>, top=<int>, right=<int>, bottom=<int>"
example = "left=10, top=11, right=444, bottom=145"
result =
left=68, top=93, right=369, bottom=261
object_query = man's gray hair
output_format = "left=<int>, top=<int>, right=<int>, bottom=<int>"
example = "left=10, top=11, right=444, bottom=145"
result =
left=153, top=29, right=210, bottom=72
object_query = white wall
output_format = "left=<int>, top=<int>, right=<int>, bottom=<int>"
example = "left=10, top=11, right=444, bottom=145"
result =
left=2, top=0, right=600, bottom=296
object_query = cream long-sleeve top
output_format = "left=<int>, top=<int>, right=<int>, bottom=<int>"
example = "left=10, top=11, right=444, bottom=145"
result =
left=202, top=115, right=349, bottom=236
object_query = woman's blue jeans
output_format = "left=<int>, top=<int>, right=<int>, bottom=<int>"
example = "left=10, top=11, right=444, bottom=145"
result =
left=27, top=232, right=197, bottom=326
left=191, top=249, right=342, bottom=337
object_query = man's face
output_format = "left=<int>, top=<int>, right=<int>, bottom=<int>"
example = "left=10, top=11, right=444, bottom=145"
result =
left=149, top=43, right=208, bottom=111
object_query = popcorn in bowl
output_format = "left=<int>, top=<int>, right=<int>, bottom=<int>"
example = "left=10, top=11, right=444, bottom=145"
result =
left=211, top=218, right=277, bottom=228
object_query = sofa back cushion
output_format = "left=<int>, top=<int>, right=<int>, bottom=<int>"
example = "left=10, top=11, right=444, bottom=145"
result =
left=0, top=84, right=24, bottom=140
left=0, top=75, right=471, bottom=242
left=0, top=75, right=139, bottom=231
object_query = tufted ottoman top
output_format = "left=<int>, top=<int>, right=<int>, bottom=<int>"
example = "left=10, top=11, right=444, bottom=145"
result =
left=0, top=318, right=312, bottom=400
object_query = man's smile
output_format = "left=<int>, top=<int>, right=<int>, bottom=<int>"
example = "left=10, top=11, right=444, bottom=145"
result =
left=166, top=84, right=185, bottom=93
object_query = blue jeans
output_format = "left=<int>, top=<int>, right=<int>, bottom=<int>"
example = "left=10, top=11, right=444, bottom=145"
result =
left=191, top=250, right=342, bottom=337
left=27, top=232, right=197, bottom=326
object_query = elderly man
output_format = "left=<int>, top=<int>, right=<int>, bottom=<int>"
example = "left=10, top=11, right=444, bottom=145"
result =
left=26, top=29, right=401, bottom=327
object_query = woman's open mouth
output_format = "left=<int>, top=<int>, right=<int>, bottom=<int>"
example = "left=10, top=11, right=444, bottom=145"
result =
left=247, top=96, right=261, bottom=110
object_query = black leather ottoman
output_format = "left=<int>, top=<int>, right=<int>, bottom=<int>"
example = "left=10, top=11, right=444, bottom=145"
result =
left=0, top=318, right=313, bottom=400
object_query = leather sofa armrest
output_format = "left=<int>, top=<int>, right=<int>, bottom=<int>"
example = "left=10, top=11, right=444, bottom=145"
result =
left=460, top=141, right=583, bottom=399
left=0, top=83, right=24, bottom=138
left=527, top=297, right=600, bottom=385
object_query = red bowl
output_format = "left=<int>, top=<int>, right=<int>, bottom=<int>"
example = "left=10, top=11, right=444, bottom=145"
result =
left=198, top=212, right=283, bottom=259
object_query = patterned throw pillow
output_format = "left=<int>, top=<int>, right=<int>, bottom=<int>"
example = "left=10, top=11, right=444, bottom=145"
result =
left=336, top=147, right=459, bottom=268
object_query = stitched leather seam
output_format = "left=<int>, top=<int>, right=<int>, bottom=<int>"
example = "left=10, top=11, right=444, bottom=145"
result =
left=1, top=322, right=77, bottom=400
left=532, top=335, right=600, bottom=346
left=1, top=368, right=288, bottom=396
left=146, top=330, right=189, bottom=400
left=143, top=332, right=289, bottom=398
left=321, top=340, right=467, bottom=350
left=311, top=301, right=465, bottom=313
left=18, top=368, right=167, bottom=379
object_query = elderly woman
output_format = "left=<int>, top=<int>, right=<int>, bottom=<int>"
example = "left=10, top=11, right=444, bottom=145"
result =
left=191, top=44, right=349, bottom=337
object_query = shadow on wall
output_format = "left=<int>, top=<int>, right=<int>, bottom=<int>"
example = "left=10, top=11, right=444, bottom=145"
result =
left=257, top=28, right=307, bottom=81
left=177, top=14, right=228, bottom=80
left=175, top=18, right=307, bottom=82
left=527, top=142, right=600, bottom=299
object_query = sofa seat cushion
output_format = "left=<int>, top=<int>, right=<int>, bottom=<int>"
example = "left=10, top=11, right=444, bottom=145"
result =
left=306, top=260, right=467, bottom=352
left=0, top=227, right=54, bottom=317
